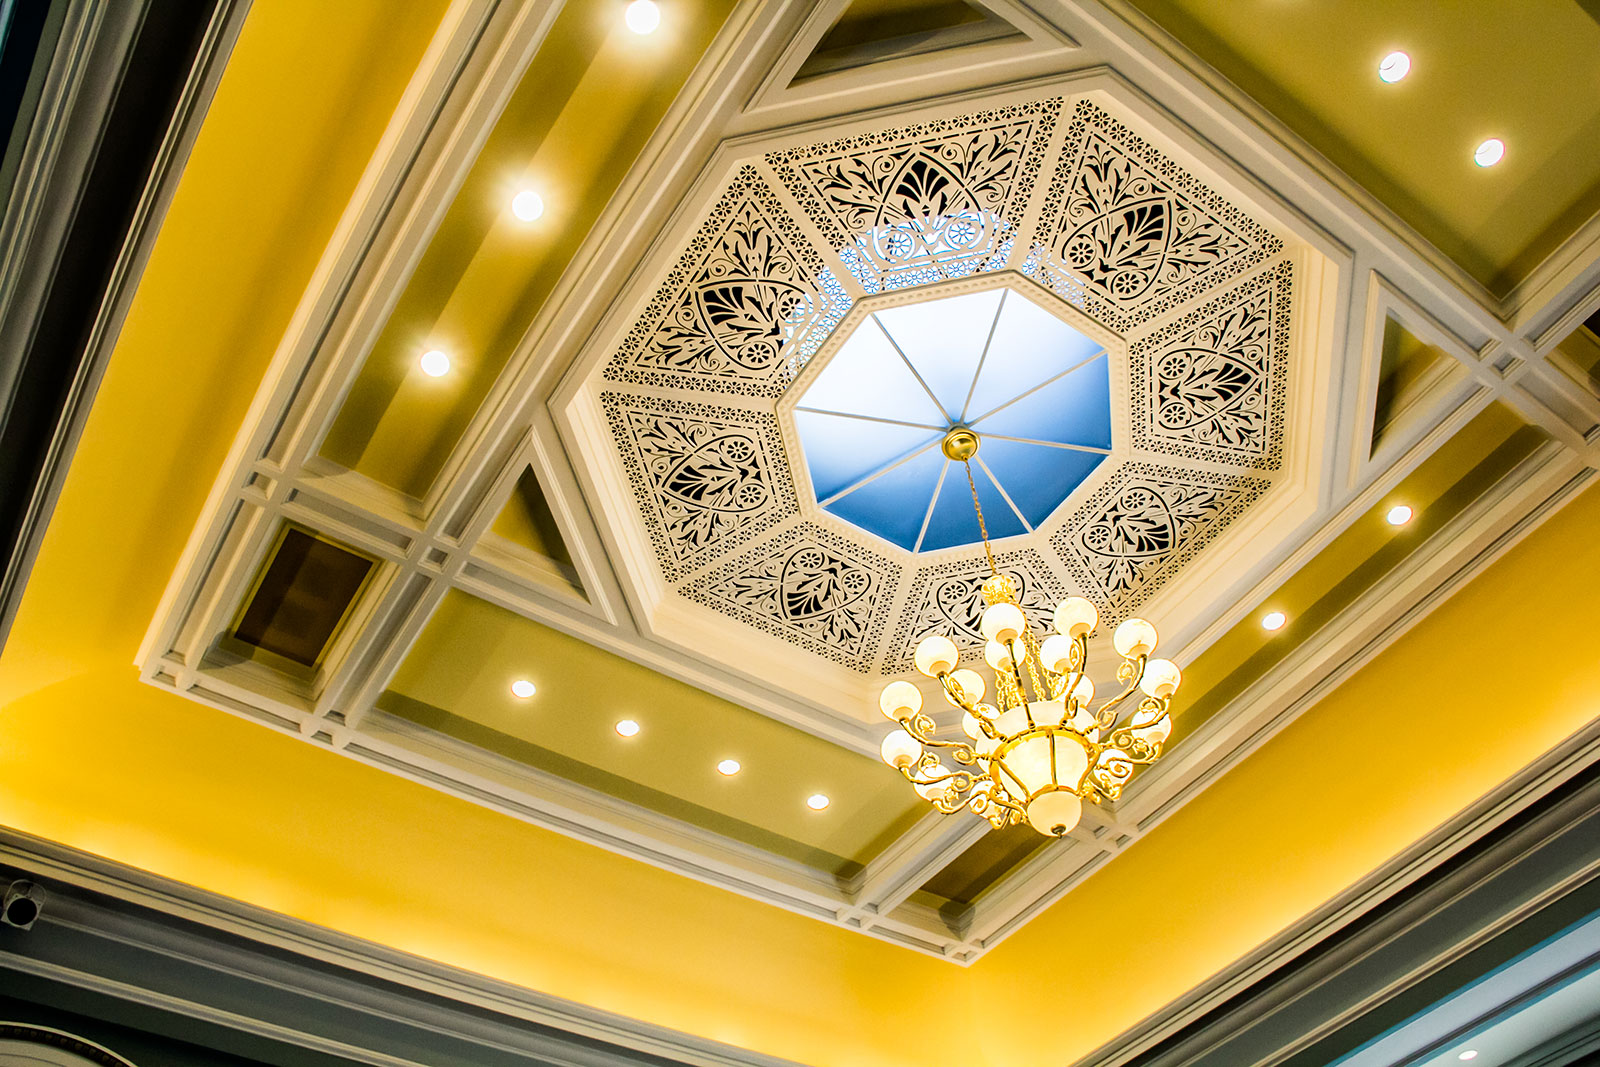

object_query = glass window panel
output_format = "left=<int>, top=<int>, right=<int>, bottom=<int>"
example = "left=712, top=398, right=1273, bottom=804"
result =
left=920, top=460, right=1025, bottom=551
left=798, top=316, right=946, bottom=425
left=825, top=447, right=946, bottom=550
left=978, top=437, right=1106, bottom=527
left=795, top=410, right=940, bottom=500
left=965, top=292, right=1104, bottom=420
left=973, top=355, right=1111, bottom=450
left=874, top=290, right=1003, bottom=421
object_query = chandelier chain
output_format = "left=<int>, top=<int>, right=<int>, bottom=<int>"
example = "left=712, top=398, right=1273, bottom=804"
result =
left=962, top=459, right=1000, bottom=578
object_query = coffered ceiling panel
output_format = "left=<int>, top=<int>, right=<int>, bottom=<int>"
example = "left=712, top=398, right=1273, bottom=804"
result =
left=125, top=0, right=1600, bottom=972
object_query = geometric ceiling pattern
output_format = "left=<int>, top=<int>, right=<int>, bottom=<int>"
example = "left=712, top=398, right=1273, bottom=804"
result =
left=596, top=96, right=1288, bottom=675
left=112, top=0, right=1600, bottom=993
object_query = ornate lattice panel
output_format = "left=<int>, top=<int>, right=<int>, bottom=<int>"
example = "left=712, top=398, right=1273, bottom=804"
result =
left=683, top=523, right=900, bottom=672
left=603, top=167, right=849, bottom=397
left=768, top=99, right=1061, bottom=293
left=1025, top=100, right=1282, bottom=331
left=603, top=392, right=798, bottom=581
left=1051, top=463, right=1270, bottom=624
left=1130, top=261, right=1293, bottom=471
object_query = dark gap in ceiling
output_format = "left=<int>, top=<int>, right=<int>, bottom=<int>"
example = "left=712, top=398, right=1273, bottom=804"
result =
left=232, top=528, right=374, bottom=667
left=793, top=0, right=1022, bottom=82
left=1371, top=316, right=1447, bottom=457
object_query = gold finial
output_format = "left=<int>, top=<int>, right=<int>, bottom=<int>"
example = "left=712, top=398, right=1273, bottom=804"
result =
left=941, top=427, right=980, bottom=462
left=981, top=573, right=1017, bottom=605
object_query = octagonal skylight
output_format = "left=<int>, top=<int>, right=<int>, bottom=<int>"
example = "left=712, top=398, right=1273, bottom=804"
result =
left=794, top=286, right=1112, bottom=552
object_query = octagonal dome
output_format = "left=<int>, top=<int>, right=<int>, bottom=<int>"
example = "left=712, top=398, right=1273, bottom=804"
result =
left=793, top=285, right=1112, bottom=552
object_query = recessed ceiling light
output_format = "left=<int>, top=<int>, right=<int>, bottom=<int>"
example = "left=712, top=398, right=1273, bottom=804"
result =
left=614, top=719, right=640, bottom=737
left=717, top=759, right=741, bottom=776
left=419, top=349, right=451, bottom=377
left=1386, top=503, right=1414, bottom=526
left=624, top=0, right=660, bottom=34
left=1378, top=51, right=1410, bottom=83
left=806, top=793, right=830, bottom=811
left=1458, top=1053, right=1479, bottom=1062
left=511, top=189, right=543, bottom=221
left=510, top=679, right=536, bottom=699
left=1262, top=611, right=1287, bottom=631
left=1474, top=138, right=1505, bottom=167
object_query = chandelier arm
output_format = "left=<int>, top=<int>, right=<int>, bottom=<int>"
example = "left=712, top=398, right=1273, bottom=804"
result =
left=1094, top=654, right=1148, bottom=730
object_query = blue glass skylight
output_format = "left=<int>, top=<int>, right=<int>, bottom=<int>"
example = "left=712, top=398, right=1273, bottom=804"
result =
left=794, top=287, right=1111, bottom=552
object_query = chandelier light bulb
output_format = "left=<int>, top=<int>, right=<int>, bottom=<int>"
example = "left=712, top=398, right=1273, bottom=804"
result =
left=510, top=679, right=536, bottom=699
left=984, top=639, right=1016, bottom=672
left=1474, top=138, right=1505, bottom=167
left=1378, top=51, right=1410, bottom=83
left=1069, top=674, right=1094, bottom=707
left=879, top=680, right=922, bottom=720
left=1139, top=658, right=1182, bottom=699
left=511, top=189, right=544, bottom=221
left=1113, top=618, right=1158, bottom=658
left=1130, top=707, right=1173, bottom=746
left=419, top=349, right=451, bottom=377
left=913, top=634, right=959, bottom=677
left=624, top=0, right=660, bottom=34
left=1386, top=503, right=1414, bottom=525
left=960, top=711, right=985, bottom=741
left=880, top=729, right=921, bottom=768
left=947, top=668, right=986, bottom=704
left=980, top=602, right=1027, bottom=644
left=1038, top=633, right=1073, bottom=674
left=1053, top=596, right=1098, bottom=637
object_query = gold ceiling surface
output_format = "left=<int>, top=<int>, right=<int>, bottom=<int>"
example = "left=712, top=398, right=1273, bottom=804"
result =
left=6, top=1, right=1600, bottom=1062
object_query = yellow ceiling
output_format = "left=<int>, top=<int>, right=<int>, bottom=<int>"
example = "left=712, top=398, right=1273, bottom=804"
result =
left=320, top=0, right=739, bottom=500
left=4, top=2, right=1600, bottom=1066
left=1125, top=0, right=1600, bottom=292
left=381, top=589, right=924, bottom=871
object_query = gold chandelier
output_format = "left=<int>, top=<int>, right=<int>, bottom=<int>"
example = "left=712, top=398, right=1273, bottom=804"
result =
left=877, top=427, right=1183, bottom=838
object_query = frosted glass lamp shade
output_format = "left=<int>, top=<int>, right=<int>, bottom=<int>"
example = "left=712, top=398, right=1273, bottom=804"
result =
left=1053, top=597, right=1098, bottom=637
left=1129, top=708, right=1172, bottom=746
left=1031, top=699, right=1067, bottom=727
left=1038, top=634, right=1074, bottom=674
left=980, top=602, right=1027, bottom=644
left=1139, top=658, right=1181, bottom=698
left=948, top=668, right=986, bottom=705
left=961, top=711, right=985, bottom=740
left=1114, top=618, right=1158, bottom=658
left=1027, top=790, right=1083, bottom=836
left=880, top=729, right=921, bottom=768
left=879, top=680, right=923, bottom=720
left=1068, top=675, right=1094, bottom=706
left=984, top=639, right=1017, bottom=672
left=914, top=635, right=959, bottom=677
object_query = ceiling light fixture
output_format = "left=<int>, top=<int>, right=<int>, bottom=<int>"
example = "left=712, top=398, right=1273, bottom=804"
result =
left=1378, top=51, right=1411, bottom=82
left=717, top=759, right=741, bottom=776
left=419, top=349, right=451, bottom=377
left=806, top=793, right=830, bottom=811
left=1474, top=138, right=1505, bottom=167
left=614, top=719, right=640, bottom=737
left=1458, top=1053, right=1478, bottom=1062
left=1386, top=503, right=1414, bottom=525
left=511, top=189, right=543, bottom=221
left=877, top=428, right=1182, bottom=838
left=1262, top=611, right=1287, bottom=631
left=510, top=679, right=536, bottom=699
left=624, top=0, right=660, bottom=34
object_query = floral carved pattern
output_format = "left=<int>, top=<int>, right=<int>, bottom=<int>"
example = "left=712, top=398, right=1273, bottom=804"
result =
left=769, top=101, right=1059, bottom=291
left=605, top=167, right=848, bottom=397
left=1131, top=261, right=1292, bottom=470
left=1026, top=101, right=1281, bottom=330
left=604, top=393, right=796, bottom=581
left=887, top=550, right=1067, bottom=672
left=1052, top=465, right=1269, bottom=624
left=683, top=525, right=896, bottom=671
